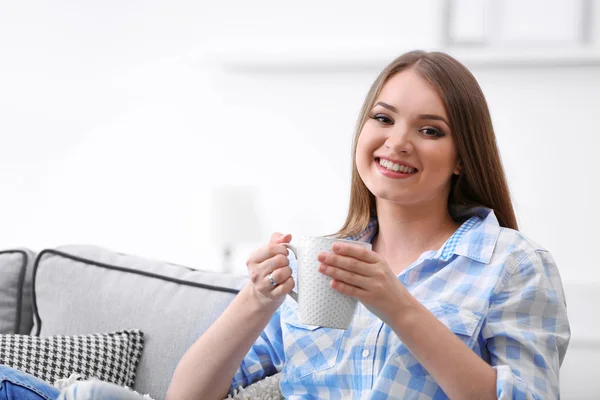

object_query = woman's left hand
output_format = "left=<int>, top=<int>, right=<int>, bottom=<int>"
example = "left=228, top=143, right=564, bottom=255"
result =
left=317, top=242, right=411, bottom=326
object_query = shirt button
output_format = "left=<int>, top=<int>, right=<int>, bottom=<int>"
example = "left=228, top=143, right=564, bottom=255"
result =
left=362, top=349, right=370, bottom=358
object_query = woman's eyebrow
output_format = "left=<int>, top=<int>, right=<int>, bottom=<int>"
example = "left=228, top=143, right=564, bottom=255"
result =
left=418, top=114, right=450, bottom=127
left=374, top=101, right=398, bottom=113
left=374, top=102, right=450, bottom=127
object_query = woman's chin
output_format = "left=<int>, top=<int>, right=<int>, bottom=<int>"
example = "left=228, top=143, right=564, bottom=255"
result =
left=370, top=189, right=417, bottom=206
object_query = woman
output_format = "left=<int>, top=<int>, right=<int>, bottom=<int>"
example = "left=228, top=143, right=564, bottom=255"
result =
left=167, top=50, right=570, bottom=399
left=0, top=50, right=570, bottom=399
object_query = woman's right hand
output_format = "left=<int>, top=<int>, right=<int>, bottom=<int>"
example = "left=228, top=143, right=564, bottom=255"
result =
left=245, top=232, right=295, bottom=308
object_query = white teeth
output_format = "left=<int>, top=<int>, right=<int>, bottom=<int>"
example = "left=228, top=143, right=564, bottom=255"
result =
left=378, top=158, right=416, bottom=174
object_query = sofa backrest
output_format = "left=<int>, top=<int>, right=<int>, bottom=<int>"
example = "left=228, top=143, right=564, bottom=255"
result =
left=32, top=245, right=249, bottom=400
left=0, top=248, right=36, bottom=334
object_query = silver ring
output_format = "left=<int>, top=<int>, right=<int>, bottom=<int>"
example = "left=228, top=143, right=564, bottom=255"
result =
left=268, top=273, right=277, bottom=287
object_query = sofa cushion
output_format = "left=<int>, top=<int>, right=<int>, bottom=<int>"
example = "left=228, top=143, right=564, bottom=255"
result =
left=0, top=249, right=36, bottom=334
left=0, top=329, right=144, bottom=387
left=32, top=245, right=249, bottom=400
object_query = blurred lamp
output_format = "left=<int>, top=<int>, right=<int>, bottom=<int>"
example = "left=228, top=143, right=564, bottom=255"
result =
left=210, top=185, right=263, bottom=274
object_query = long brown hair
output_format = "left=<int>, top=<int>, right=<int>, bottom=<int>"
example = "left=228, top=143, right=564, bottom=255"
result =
left=335, top=50, right=518, bottom=238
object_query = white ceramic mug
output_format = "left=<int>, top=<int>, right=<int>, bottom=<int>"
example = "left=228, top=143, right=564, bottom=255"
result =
left=283, top=236, right=372, bottom=330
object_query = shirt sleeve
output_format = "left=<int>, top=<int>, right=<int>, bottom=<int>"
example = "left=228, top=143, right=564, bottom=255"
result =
left=483, top=250, right=570, bottom=399
left=230, top=304, right=286, bottom=392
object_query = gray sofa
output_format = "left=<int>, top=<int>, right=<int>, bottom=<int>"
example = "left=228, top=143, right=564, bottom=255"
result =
left=4, top=246, right=598, bottom=399
left=0, top=245, right=249, bottom=399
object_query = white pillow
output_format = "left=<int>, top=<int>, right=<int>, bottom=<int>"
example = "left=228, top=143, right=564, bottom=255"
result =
left=226, top=372, right=283, bottom=400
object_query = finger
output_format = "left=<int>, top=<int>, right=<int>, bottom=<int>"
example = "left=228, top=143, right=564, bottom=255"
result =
left=269, top=232, right=292, bottom=244
left=249, top=260, right=290, bottom=291
left=267, top=265, right=293, bottom=286
left=270, top=276, right=295, bottom=298
left=247, top=243, right=289, bottom=265
left=319, top=264, right=368, bottom=288
left=269, top=232, right=284, bottom=243
left=277, top=234, right=292, bottom=244
left=259, top=256, right=291, bottom=277
left=331, top=242, right=379, bottom=263
left=330, top=278, right=368, bottom=298
left=317, top=252, right=367, bottom=276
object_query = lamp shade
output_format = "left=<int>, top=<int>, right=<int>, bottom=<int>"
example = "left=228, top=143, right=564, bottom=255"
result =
left=210, top=185, right=263, bottom=246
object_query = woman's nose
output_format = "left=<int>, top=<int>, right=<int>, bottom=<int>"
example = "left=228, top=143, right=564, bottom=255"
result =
left=384, top=126, right=414, bottom=154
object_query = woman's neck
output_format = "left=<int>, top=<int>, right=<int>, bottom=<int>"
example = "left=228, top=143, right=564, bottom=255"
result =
left=372, top=201, right=460, bottom=273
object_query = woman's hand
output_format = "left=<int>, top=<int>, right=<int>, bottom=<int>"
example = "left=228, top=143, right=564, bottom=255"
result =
left=245, top=232, right=295, bottom=309
left=317, top=242, right=411, bottom=326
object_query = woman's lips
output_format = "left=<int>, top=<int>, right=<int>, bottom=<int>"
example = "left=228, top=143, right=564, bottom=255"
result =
left=375, top=158, right=417, bottom=179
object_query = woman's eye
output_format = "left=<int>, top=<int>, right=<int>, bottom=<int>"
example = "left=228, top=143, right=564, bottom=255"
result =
left=370, top=113, right=393, bottom=125
left=420, top=128, right=444, bottom=137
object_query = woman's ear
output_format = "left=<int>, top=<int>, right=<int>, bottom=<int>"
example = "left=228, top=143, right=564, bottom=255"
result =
left=453, top=159, right=463, bottom=175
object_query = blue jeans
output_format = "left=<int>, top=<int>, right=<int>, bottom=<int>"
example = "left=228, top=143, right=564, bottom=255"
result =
left=0, top=365, right=60, bottom=400
left=0, top=366, right=146, bottom=400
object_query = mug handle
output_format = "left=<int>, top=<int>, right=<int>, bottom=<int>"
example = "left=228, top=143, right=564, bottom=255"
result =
left=282, top=243, right=299, bottom=302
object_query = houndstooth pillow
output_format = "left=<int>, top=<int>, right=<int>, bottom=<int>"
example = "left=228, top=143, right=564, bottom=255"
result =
left=0, top=329, right=143, bottom=387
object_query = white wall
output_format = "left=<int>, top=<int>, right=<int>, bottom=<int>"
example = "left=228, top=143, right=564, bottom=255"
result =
left=0, top=0, right=444, bottom=270
left=1, top=0, right=599, bottom=398
left=1, top=0, right=598, bottom=280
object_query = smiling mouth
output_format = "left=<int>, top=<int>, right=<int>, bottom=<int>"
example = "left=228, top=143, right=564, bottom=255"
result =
left=375, top=158, right=418, bottom=174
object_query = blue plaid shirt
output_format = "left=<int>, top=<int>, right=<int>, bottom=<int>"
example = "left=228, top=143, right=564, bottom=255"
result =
left=231, top=208, right=570, bottom=399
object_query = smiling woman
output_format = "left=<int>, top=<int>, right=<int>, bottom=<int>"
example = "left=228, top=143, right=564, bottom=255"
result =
left=356, top=69, right=461, bottom=217
left=0, top=49, right=569, bottom=400
left=341, top=51, right=517, bottom=242
left=161, top=50, right=570, bottom=400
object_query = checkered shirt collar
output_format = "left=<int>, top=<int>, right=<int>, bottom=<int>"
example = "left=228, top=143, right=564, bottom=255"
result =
left=347, top=207, right=501, bottom=264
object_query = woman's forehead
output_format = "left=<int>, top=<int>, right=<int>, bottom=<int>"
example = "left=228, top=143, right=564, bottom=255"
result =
left=376, top=70, right=447, bottom=117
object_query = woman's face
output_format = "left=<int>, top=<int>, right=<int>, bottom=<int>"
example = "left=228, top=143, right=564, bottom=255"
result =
left=356, top=69, right=461, bottom=208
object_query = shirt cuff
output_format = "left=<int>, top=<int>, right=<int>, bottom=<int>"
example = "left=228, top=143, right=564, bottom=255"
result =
left=494, top=365, right=533, bottom=400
